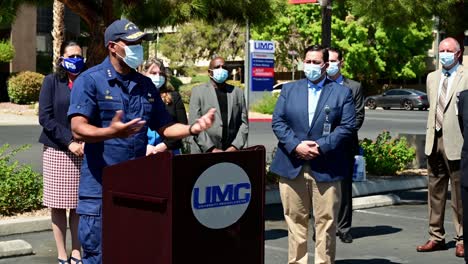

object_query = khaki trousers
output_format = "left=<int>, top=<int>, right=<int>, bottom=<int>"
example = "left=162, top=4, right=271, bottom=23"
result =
left=279, top=164, right=341, bottom=264
left=427, top=133, right=463, bottom=244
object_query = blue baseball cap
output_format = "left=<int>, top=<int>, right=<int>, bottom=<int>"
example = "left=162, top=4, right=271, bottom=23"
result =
left=104, top=19, right=149, bottom=47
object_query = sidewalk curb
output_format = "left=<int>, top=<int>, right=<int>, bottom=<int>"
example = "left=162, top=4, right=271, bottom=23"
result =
left=249, top=118, right=272, bottom=122
left=0, top=216, right=51, bottom=237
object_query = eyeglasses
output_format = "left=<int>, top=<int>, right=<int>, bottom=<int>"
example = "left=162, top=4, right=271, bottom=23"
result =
left=68, top=55, right=83, bottom=59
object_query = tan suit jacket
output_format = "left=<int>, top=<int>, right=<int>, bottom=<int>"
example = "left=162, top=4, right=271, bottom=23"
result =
left=425, top=65, right=468, bottom=160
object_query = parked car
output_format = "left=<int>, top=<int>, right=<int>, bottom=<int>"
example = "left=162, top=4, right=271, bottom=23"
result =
left=365, top=89, right=429, bottom=111
left=271, top=81, right=292, bottom=95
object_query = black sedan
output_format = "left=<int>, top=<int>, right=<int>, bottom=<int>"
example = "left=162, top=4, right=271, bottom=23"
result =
left=365, top=89, right=429, bottom=111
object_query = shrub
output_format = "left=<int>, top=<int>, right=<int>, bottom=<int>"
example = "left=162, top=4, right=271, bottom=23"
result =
left=0, top=144, right=43, bottom=216
left=191, top=74, right=210, bottom=84
left=179, top=82, right=204, bottom=105
left=0, top=39, right=15, bottom=63
left=250, top=93, right=278, bottom=114
left=360, top=131, right=416, bottom=176
left=7, top=71, right=44, bottom=104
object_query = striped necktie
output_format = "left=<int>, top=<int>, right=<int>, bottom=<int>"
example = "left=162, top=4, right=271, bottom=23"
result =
left=435, top=72, right=450, bottom=131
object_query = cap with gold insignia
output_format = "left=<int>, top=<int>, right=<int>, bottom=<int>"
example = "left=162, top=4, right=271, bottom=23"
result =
left=104, top=19, right=151, bottom=47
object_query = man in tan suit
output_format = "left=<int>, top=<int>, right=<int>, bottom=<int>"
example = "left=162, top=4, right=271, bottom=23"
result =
left=417, top=37, right=467, bottom=258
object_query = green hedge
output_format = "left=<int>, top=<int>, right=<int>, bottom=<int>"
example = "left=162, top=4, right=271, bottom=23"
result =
left=0, top=39, right=15, bottom=63
left=250, top=93, right=278, bottom=114
left=0, top=144, right=43, bottom=216
left=8, top=71, right=45, bottom=104
left=360, top=131, right=416, bottom=175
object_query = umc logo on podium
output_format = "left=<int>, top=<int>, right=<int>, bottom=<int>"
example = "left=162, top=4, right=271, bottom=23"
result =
left=191, top=162, right=251, bottom=229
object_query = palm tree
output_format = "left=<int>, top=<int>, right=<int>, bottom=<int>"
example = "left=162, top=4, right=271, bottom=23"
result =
left=51, top=0, right=64, bottom=72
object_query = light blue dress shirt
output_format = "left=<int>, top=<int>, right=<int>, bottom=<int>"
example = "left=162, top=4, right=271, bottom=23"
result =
left=332, top=74, right=344, bottom=85
left=308, top=78, right=326, bottom=126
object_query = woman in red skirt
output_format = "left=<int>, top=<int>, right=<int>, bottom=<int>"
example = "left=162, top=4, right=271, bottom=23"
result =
left=38, top=41, right=85, bottom=264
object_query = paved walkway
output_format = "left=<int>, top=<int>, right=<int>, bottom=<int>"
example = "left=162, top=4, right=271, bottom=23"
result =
left=0, top=113, right=38, bottom=126
left=0, top=110, right=431, bottom=260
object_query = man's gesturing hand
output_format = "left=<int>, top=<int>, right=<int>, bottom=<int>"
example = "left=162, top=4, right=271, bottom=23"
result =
left=190, top=108, right=216, bottom=134
left=109, top=110, right=146, bottom=138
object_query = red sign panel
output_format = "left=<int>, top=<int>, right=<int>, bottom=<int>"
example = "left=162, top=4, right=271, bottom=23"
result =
left=288, top=0, right=318, bottom=4
left=252, top=67, right=274, bottom=78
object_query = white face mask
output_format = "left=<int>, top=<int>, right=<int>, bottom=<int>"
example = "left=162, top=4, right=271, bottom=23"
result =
left=326, top=62, right=340, bottom=76
left=439, top=52, right=455, bottom=67
left=304, top=63, right=324, bottom=82
left=150, top=74, right=166, bottom=89
left=114, top=42, right=144, bottom=69
left=210, top=68, right=229, bottom=83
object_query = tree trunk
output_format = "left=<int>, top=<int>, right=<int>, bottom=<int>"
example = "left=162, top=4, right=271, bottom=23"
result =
left=59, top=0, right=116, bottom=67
left=52, top=1, right=64, bottom=72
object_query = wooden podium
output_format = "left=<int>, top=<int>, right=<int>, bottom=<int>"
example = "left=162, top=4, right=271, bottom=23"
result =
left=102, top=146, right=265, bottom=263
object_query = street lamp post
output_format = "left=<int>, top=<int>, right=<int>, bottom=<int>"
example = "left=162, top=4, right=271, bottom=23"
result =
left=320, top=0, right=332, bottom=47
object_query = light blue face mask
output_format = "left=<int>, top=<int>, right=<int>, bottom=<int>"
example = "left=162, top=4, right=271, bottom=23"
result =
left=326, top=62, right=340, bottom=76
left=211, top=68, right=229, bottom=83
left=116, top=43, right=144, bottom=69
left=303, top=63, right=323, bottom=82
left=439, top=52, right=455, bottom=67
left=150, top=74, right=166, bottom=89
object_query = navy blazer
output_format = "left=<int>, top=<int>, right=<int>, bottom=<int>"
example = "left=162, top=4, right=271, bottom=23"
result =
left=38, top=74, right=74, bottom=150
left=270, top=78, right=356, bottom=181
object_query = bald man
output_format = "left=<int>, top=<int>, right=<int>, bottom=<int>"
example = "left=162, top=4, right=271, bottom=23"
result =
left=188, top=56, right=248, bottom=154
left=417, top=37, right=467, bottom=258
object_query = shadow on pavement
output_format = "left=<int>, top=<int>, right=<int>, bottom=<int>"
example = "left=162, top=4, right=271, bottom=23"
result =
left=351, top=225, right=402, bottom=239
left=337, top=259, right=402, bottom=264
left=265, top=204, right=284, bottom=221
left=265, top=229, right=288, bottom=240
left=446, top=240, right=457, bottom=250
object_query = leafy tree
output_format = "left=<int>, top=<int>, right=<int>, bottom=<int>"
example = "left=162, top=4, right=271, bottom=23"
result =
left=252, top=2, right=434, bottom=87
left=349, top=0, right=467, bottom=50
left=159, top=20, right=244, bottom=74
left=252, top=4, right=322, bottom=71
left=4, top=0, right=278, bottom=66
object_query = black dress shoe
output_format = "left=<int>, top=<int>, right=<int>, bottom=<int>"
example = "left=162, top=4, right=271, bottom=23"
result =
left=339, top=232, right=353, bottom=243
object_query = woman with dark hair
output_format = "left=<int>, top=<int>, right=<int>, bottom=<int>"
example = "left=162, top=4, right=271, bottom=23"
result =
left=143, top=58, right=188, bottom=154
left=38, top=41, right=85, bottom=264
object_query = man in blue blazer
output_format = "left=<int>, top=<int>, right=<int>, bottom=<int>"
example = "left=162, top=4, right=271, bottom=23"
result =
left=270, top=45, right=356, bottom=264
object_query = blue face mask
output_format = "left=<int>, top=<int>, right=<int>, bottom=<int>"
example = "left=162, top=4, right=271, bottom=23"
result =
left=116, top=43, right=144, bottom=69
left=211, top=68, right=229, bottom=83
left=62, top=57, right=84, bottom=74
left=150, top=74, right=166, bottom=89
left=326, top=62, right=340, bottom=76
left=439, top=52, right=455, bottom=67
left=303, top=63, right=323, bottom=82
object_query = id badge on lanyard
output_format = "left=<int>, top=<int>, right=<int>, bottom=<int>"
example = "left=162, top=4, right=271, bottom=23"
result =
left=322, top=105, right=331, bottom=136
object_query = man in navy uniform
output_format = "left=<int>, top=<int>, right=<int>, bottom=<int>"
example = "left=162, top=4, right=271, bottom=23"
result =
left=68, top=19, right=215, bottom=264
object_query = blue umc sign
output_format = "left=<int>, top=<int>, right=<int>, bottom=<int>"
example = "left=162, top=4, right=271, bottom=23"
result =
left=249, top=40, right=275, bottom=92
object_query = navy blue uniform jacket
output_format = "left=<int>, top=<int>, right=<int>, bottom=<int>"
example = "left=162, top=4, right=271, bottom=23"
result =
left=270, top=78, right=356, bottom=182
